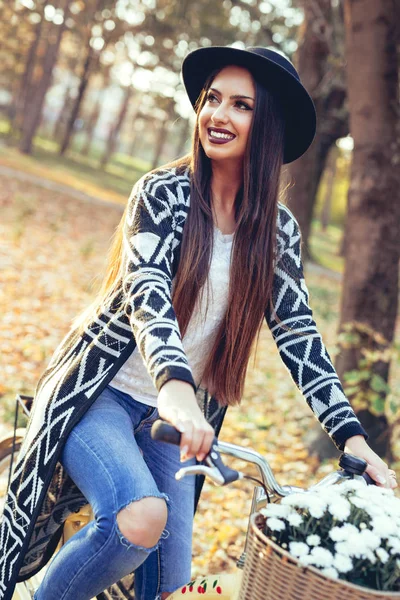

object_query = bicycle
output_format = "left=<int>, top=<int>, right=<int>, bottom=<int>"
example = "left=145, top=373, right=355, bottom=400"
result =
left=1, top=396, right=373, bottom=600
left=149, top=420, right=375, bottom=600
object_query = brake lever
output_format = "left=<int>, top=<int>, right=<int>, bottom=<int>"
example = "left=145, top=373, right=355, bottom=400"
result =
left=175, top=464, right=226, bottom=485
left=151, top=420, right=242, bottom=486
left=175, top=445, right=244, bottom=486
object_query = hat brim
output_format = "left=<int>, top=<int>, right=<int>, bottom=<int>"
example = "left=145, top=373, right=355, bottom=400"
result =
left=181, top=46, right=317, bottom=164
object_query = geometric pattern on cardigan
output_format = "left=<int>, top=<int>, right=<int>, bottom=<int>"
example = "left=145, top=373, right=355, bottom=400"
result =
left=0, top=163, right=365, bottom=600
left=266, top=206, right=363, bottom=447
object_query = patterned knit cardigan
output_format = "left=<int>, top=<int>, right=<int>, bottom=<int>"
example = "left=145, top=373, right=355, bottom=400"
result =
left=0, top=163, right=366, bottom=600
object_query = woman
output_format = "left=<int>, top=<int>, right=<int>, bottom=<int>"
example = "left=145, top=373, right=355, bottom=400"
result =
left=0, top=46, right=396, bottom=600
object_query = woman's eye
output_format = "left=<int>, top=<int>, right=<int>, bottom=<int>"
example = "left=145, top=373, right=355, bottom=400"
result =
left=206, top=94, right=252, bottom=111
left=236, top=101, right=252, bottom=111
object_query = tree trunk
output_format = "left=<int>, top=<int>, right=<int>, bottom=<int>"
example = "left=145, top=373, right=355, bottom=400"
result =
left=126, top=93, right=144, bottom=157
left=287, top=0, right=332, bottom=260
left=175, top=118, right=191, bottom=158
left=59, top=44, right=97, bottom=155
left=53, top=85, right=74, bottom=141
left=288, top=0, right=352, bottom=261
left=336, top=0, right=400, bottom=458
left=100, top=86, right=132, bottom=167
left=151, top=101, right=175, bottom=170
left=13, top=0, right=49, bottom=133
left=18, top=0, right=70, bottom=154
left=320, top=145, right=338, bottom=230
left=80, top=92, right=102, bottom=156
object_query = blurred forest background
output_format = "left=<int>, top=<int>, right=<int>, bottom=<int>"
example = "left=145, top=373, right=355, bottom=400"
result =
left=0, top=0, right=399, bottom=577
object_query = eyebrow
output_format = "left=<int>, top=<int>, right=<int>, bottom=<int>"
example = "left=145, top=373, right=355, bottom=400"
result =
left=209, top=87, right=255, bottom=101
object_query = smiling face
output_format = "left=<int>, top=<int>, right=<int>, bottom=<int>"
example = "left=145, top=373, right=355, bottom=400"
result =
left=198, top=65, right=256, bottom=166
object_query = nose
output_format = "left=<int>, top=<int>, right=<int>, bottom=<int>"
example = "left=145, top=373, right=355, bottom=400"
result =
left=211, top=101, right=229, bottom=124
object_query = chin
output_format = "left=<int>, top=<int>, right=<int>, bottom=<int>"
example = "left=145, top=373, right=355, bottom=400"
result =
left=201, top=141, right=239, bottom=162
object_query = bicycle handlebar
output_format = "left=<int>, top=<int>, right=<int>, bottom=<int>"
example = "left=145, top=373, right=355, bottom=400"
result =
left=150, top=420, right=375, bottom=495
left=151, top=420, right=242, bottom=486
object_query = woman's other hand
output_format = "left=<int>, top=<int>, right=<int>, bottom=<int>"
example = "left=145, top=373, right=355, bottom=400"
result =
left=157, top=379, right=215, bottom=462
left=344, top=435, right=397, bottom=489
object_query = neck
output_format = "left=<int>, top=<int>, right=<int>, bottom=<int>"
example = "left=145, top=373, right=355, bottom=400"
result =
left=210, top=160, right=243, bottom=212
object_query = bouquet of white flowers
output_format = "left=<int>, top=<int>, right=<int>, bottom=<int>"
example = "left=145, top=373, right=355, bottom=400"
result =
left=260, top=479, right=400, bottom=593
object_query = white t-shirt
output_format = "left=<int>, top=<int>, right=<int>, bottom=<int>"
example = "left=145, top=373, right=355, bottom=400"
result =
left=109, top=226, right=234, bottom=406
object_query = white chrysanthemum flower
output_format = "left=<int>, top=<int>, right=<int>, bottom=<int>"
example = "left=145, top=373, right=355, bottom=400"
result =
left=289, top=541, right=310, bottom=558
left=309, top=547, right=334, bottom=568
left=281, top=493, right=327, bottom=515
left=266, top=517, right=286, bottom=532
left=388, top=536, right=400, bottom=553
left=329, top=527, right=342, bottom=542
left=287, top=513, right=303, bottom=527
left=307, top=498, right=327, bottom=519
left=261, top=504, right=291, bottom=519
left=335, top=533, right=367, bottom=559
left=306, top=534, right=321, bottom=547
left=333, top=553, right=353, bottom=573
left=360, top=529, right=382, bottom=551
left=321, top=567, right=339, bottom=580
left=335, top=541, right=352, bottom=556
left=339, top=480, right=364, bottom=493
left=365, top=550, right=377, bottom=564
left=376, top=548, right=389, bottom=564
left=281, top=494, right=306, bottom=507
left=297, top=554, right=313, bottom=567
left=329, top=524, right=358, bottom=542
left=351, top=496, right=370, bottom=511
left=371, top=515, right=395, bottom=538
left=328, top=498, right=351, bottom=521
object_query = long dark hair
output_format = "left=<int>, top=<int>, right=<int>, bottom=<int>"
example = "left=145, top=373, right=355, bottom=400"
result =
left=72, top=67, right=286, bottom=407
left=172, top=68, right=286, bottom=405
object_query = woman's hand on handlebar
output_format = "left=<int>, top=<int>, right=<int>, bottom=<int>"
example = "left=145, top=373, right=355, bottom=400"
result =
left=157, top=379, right=215, bottom=462
left=344, top=435, right=397, bottom=489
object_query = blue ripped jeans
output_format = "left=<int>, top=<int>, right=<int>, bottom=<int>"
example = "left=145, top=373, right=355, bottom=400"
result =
left=33, top=384, right=196, bottom=600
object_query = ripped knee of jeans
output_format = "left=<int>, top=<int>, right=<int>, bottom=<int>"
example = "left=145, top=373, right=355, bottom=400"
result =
left=115, top=493, right=170, bottom=551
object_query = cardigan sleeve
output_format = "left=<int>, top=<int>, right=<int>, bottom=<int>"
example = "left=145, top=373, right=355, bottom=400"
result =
left=265, top=206, right=368, bottom=451
left=120, top=172, right=196, bottom=393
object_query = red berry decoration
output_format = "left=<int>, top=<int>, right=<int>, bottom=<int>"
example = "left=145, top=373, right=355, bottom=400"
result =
left=181, top=586, right=186, bottom=594
left=216, top=586, right=222, bottom=594
left=189, top=586, right=193, bottom=592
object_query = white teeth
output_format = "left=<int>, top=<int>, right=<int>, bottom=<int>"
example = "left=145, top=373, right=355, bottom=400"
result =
left=209, top=130, right=234, bottom=140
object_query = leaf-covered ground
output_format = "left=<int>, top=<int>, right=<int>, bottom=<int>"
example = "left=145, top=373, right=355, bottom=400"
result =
left=0, top=174, right=398, bottom=578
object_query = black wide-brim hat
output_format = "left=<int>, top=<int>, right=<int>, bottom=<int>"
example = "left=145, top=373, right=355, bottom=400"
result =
left=181, top=46, right=317, bottom=164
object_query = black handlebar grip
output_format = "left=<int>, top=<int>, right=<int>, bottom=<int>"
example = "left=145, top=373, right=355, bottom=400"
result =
left=151, top=420, right=182, bottom=445
left=339, top=453, right=368, bottom=475
left=362, top=472, right=377, bottom=486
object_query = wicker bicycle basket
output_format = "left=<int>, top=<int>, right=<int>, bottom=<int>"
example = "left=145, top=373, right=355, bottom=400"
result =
left=238, top=513, right=400, bottom=600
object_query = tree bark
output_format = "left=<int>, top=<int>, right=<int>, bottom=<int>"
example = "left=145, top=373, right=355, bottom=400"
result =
left=18, top=0, right=70, bottom=154
left=14, top=0, right=49, bottom=133
left=175, top=118, right=191, bottom=158
left=53, top=85, right=74, bottom=141
left=151, top=101, right=175, bottom=170
left=321, top=145, right=338, bottom=230
left=100, top=86, right=132, bottom=167
left=336, top=0, right=400, bottom=458
left=59, top=43, right=97, bottom=155
left=287, top=0, right=332, bottom=260
left=80, top=92, right=102, bottom=156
